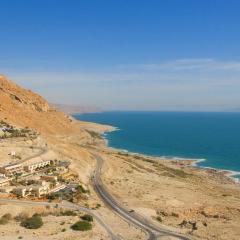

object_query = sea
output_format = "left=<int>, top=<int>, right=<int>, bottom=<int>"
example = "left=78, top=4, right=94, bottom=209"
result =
left=74, top=111, right=240, bottom=180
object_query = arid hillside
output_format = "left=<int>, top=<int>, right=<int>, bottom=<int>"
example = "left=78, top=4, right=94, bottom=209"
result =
left=0, top=75, right=113, bottom=184
left=0, top=75, right=79, bottom=135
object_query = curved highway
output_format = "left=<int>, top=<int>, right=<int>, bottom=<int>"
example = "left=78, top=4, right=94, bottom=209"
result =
left=92, top=153, right=193, bottom=240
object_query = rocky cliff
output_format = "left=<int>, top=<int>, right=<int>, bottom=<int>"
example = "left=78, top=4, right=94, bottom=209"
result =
left=0, top=75, right=75, bottom=135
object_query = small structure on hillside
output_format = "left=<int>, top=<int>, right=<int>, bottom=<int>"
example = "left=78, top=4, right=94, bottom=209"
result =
left=13, top=180, right=51, bottom=197
left=10, top=151, right=16, bottom=158
left=24, top=160, right=52, bottom=173
left=0, top=177, right=11, bottom=187
left=0, top=163, right=23, bottom=177
left=40, top=175, right=58, bottom=182
left=0, top=129, right=4, bottom=137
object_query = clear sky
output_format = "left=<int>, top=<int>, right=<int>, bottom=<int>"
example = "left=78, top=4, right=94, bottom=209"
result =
left=1, top=0, right=240, bottom=111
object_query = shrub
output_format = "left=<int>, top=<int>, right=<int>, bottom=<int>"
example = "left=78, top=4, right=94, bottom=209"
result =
left=96, top=203, right=101, bottom=209
left=15, top=212, right=29, bottom=222
left=47, top=193, right=60, bottom=201
left=76, top=185, right=88, bottom=194
left=71, top=220, right=92, bottom=231
left=2, top=213, right=12, bottom=221
left=21, top=214, right=43, bottom=229
left=0, top=213, right=13, bottom=225
left=80, top=214, right=93, bottom=222
left=0, top=217, right=9, bottom=225
left=60, top=210, right=77, bottom=216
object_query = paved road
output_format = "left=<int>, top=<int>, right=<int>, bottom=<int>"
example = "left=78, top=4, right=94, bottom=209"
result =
left=0, top=198, right=118, bottom=240
left=92, top=153, right=193, bottom=240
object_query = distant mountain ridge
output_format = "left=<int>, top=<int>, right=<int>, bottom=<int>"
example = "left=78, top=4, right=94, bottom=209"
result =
left=52, top=103, right=101, bottom=114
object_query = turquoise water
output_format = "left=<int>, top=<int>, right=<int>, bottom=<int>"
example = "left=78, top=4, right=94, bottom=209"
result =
left=74, top=112, right=240, bottom=177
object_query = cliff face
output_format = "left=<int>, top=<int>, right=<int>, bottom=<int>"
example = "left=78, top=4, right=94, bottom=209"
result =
left=0, top=75, right=50, bottom=112
left=0, top=75, right=76, bottom=135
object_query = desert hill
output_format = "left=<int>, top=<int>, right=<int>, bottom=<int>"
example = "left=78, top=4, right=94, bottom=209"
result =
left=0, top=75, right=79, bottom=135
left=0, top=75, right=50, bottom=112
left=0, top=74, right=112, bottom=182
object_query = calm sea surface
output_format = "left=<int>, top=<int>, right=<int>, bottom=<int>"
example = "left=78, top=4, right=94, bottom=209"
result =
left=74, top=112, right=240, bottom=176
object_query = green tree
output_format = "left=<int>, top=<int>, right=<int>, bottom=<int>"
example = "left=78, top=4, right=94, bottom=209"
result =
left=21, top=214, right=43, bottom=229
left=71, top=221, right=92, bottom=231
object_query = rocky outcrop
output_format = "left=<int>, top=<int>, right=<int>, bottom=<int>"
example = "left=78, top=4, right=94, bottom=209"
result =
left=0, top=75, right=50, bottom=112
left=0, top=75, right=76, bottom=135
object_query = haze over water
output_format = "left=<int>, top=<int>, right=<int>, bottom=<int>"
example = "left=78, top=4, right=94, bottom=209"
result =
left=75, top=112, right=240, bottom=177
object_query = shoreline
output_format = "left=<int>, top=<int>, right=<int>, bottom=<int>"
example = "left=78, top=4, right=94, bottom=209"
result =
left=72, top=111, right=240, bottom=184
left=100, top=126, right=240, bottom=183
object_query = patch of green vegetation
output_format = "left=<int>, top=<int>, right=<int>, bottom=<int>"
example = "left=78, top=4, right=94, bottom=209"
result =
left=169, top=168, right=190, bottom=178
left=20, top=128, right=31, bottom=134
left=80, top=214, right=93, bottom=222
left=156, top=216, right=163, bottom=222
left=71, top=220, right=92, bottom=231
left=21, top=214, right=43, bottom=229
left=96, top=203, right=101, bottom=208
left=86, top=130, right=102, bottom=139
left=133, top=155, right=156, bottom=163
left=76, top=184, right=89, bottom=194
left=0, top=213, right=13, bottom=225
left=0, top=120, right=10, bottom=127
left=7, top=129, right=26, bottom=138
left=0, top=217, right=9, bottom=225
left=60, top=210, right=78, bottom=216
left=153, top=162, right=192, bottom=179
left=47, top=194, right=58, bottom=201
left=91, top=203, right=101, bottom=210
left=0, top=120, right=36, bottom=139
left=2, top=213, right=12, bottom=221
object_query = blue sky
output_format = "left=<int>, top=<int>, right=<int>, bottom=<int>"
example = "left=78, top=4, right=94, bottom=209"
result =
left=1, top=0, right=240, bottom=111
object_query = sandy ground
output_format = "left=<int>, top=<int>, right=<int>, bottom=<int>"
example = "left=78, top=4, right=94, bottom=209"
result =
left=96, top=148, right=240, bottom=240
left=0, top=204, right=109, bottom=240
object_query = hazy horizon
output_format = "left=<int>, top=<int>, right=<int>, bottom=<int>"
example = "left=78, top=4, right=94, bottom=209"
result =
left=1, top=1, right=240, bottom=111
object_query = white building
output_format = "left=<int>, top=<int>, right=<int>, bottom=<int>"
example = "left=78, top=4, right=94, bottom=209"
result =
left=0, top=186, right=14, bottom=193
left=0, top=163, right=23, bottom=176
left=24, top=160, right=51, bottom=173
left=13, top=181, right=51, bottom=197
left=0, top=177, right=11, bottom=187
